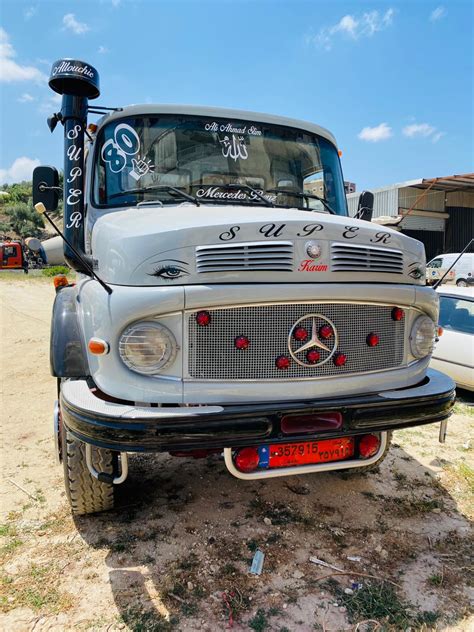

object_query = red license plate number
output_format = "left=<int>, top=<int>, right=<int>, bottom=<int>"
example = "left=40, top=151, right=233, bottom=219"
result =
left=269, top=437, right=354, bottom=468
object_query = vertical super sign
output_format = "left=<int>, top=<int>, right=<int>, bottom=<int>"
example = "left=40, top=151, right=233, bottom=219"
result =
left=65, top=122, right=84, bottom=229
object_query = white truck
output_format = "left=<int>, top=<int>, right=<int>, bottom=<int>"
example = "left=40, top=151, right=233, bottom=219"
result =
left=33, top=59, right=455, bottom=515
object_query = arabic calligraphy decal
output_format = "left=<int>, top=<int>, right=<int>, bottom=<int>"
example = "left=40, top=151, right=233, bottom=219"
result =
left=204, top=120, right=262, bottom=162
left=219, top=134, right=248, bottom=161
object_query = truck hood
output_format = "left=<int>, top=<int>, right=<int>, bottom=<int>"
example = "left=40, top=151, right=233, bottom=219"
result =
left=90, top=203, right=426, bottom=286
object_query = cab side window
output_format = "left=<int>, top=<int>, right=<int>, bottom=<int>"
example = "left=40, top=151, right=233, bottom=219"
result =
left=429, top=258, right=442, bottom=268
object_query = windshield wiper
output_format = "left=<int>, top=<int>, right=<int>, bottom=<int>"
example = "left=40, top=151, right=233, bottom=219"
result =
left=108, top=185, right=200, bottom=206
left=224, top=183, right=275, bottom=207
left=266, top=188, right=336, bottom=215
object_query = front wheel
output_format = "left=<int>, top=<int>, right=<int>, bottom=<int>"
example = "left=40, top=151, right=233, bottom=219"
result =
left=456, top=279, right=468, bottom=287
left=62, top=427, right=117, bottom=515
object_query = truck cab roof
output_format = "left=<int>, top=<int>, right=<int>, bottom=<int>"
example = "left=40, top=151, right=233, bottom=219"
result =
left=96, top=104, right=338, bottom=149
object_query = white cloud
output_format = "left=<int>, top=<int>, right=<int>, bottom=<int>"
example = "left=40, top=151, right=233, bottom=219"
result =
left=0, top=27, right=47, bottom=83
left=358, top=122, right=393, bottom=143
left=430, top=6, right=446, bottom=22
left=403, top=122, right=436, bottom=137
left=309, top=8, right=395, bottom=50
left=18, top=92, right=35, bottom=103
left=63, top=13, right=90, bottom=35
left=24, top=6, right=37, bottom=20
left=0, top=157, right=40, bottom=184
left=402, top=122, right=445, bottom=142
left=98, top=46, right=109, bottom=54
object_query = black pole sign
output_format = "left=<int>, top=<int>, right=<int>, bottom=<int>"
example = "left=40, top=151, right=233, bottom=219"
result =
left=48, top=59, right=100, bottom=271
left=49, top=59, right=99, bottom=99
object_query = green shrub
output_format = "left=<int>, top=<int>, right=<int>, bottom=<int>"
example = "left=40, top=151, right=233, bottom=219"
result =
left=42, top=265, right=70, bottom=277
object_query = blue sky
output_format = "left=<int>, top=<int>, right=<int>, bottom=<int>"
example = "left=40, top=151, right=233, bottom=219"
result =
left=1, top=0, right=472, bottom=190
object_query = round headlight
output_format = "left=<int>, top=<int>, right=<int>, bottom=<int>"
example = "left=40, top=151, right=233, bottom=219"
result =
left=410, top=315, right=436, bottom=359
left=119, top=321, right=177, bottom=374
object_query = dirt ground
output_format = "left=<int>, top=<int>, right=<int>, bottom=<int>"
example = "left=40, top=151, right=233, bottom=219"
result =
left=1, top=277, right=473, bottom=632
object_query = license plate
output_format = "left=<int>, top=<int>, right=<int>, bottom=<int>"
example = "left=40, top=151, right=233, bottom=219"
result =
left=267, top=437, right=354, bottom=468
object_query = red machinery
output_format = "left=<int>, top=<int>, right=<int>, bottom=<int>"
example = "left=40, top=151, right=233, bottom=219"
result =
left=0, top=240, right=28, bottom=273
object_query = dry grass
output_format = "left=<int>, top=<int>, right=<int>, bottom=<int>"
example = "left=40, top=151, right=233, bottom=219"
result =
left=1, top=562, right=74, bottom=614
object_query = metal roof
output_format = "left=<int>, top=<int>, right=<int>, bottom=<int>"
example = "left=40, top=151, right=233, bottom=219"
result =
left=94, top=104, right=338, bottom=148
left=415, top=173, right=474, bottom=192
left=346, top=173, right=474, bottom=198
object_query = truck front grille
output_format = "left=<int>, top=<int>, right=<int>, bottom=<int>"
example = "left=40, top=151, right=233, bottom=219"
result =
left=331, top=243, right=404, bottom=274
left=187, top=303, right=405, bottom=380
left=195, top=241, right=293, bottom=273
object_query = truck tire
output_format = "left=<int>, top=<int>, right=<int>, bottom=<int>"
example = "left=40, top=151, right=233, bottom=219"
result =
left=62, top=427, right=116, bottom=515
left=456, top=278, right=468, bottom=287
left=339, top=432, right=392, bottom=475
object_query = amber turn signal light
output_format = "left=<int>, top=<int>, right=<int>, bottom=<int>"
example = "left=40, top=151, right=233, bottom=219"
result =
left=88, top=338, right=110, bottom=355
left=53, top=274, right=69, bottom=290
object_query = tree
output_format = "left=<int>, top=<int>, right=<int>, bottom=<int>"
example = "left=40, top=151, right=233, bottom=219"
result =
left=0, top=174, right=64, bottom=238
left=4, top=202, right=45, bottom=238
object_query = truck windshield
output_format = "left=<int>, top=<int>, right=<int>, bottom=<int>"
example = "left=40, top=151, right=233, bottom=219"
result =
left=93, top=114, right=347, bottom=215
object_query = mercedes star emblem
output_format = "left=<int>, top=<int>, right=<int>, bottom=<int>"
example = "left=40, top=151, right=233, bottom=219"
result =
left=288, top=314, right=339, bottom=367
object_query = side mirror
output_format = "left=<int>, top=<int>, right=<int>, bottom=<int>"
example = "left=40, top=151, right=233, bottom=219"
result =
left=32, top=166, right=60, bottom=212
left=356, top=190, right=374, bottom=222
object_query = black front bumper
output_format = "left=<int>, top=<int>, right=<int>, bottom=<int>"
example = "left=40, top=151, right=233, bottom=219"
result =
left=60, top=369, right=456, bottom=452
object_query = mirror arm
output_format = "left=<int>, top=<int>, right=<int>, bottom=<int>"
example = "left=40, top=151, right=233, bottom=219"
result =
left=38, top=183, right=62, bottom=193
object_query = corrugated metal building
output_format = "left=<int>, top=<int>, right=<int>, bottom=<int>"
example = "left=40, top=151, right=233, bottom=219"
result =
left=346, top=173, right=474, bottom=260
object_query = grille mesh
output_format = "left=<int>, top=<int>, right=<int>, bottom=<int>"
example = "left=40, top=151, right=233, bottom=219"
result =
left=188, top=303, right=405, bottom=380
left=196, top=241, right=293, bottom=273
left=331, top=242, right=404, bottom=274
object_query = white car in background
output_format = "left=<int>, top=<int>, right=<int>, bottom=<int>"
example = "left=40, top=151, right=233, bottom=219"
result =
left=427, top=253, right=474, bottom=287
left=432, top=287, right=474, bottom=391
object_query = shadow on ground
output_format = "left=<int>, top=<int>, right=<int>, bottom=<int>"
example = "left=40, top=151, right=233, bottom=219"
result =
left=73, top=432, right=473, bottom=631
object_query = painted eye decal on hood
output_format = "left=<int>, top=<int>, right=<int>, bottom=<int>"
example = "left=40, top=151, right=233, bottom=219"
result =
left=148, top=259, right=190, bottom=281
left=408, top=262, right=425, bottom=280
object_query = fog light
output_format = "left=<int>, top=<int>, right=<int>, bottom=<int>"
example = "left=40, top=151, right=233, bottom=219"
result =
left=293, top=327, right=308, bottom=341
left=333, top=352, right=347, bottom=366
left=391, top=307, right=404, bottom=321
left=235, top=336, right=250, bottom=350
left=275, top=355, right=290, bottom=370
left=366, top=332, right=379, bottom=347
left=196, top=311, right=211, bottom=326
left=235, top=447, right=260, bottom=473
left=306, top=349, right=320, bottom=364
left=410, top=315, right=436, bottom=358
left=359, top=434, right=381, bottom=458
left=319, top=324, right=333, bottom=339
